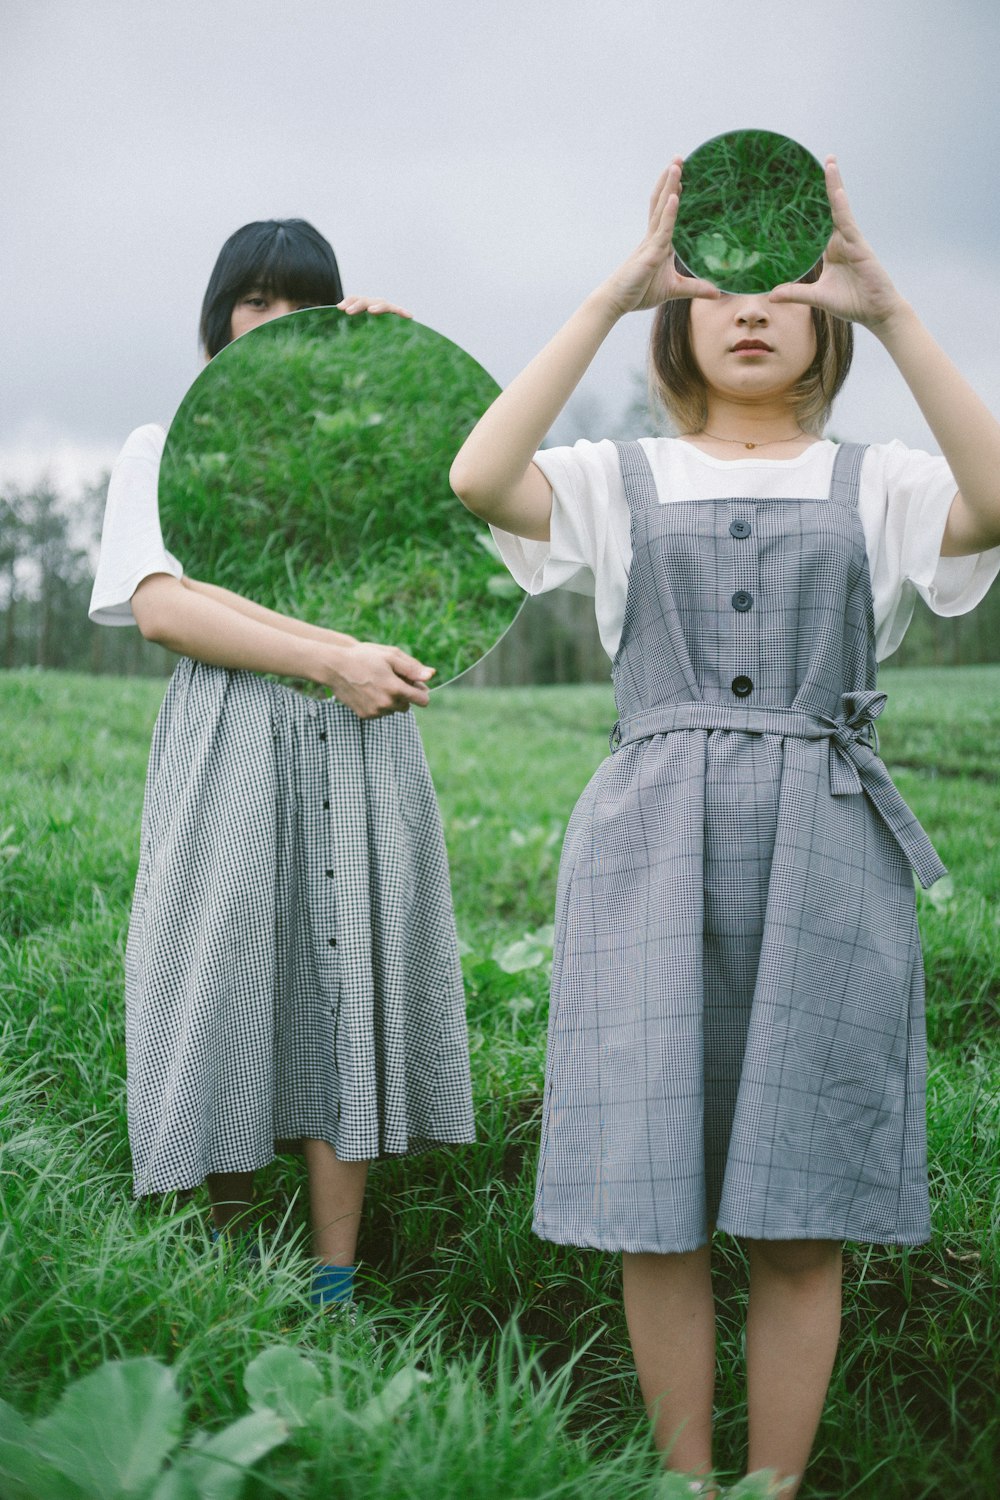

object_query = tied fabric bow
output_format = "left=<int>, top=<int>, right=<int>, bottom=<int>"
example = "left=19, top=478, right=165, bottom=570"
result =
left=818, top=690, right=945, bottom=888
left=818, top=691, right=887, bottom=796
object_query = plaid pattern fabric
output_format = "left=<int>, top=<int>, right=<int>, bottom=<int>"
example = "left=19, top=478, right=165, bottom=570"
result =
left=125, top=658, right=474, bottom=1197
left=533, top=441, right=936, bottom=1253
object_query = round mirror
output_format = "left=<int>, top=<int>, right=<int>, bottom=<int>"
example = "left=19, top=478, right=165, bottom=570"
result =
left=673, top=129, right=832, bottom=294
left=158, top=308, right=522, bottom=694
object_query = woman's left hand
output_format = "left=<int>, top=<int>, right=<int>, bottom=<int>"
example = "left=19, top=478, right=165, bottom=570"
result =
left=338, top=295, right=413, bottom=318
left=768, top=157, right=906, bottom=329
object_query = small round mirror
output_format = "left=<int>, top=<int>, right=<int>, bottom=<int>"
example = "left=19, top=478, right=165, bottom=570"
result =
left=673, top=129, right=832, bottom=294
left=158, top=309, right=522, bottom=694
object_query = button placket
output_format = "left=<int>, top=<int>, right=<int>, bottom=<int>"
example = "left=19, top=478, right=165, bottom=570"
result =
left=317, top=717, right=340, bottom=976
left=729, top=504, right=758, bottom=699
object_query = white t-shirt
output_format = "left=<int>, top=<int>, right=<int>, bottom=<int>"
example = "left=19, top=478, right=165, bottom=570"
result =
left=489, top=437, right=1000, bottom=662
left=88, top=423, right=182, bottom=626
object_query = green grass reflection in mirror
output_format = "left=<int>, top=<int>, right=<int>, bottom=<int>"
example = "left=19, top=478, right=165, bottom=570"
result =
left=673, top=129, right=833, bottom=294
left=158, top=309, right=522, bottom=688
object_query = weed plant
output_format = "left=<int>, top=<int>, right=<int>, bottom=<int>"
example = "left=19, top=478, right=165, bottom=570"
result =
left=157, top=310, right=519, bottom=686
left=673, top=129, right=832, bottom=294
left=0, top=666, right=998, bottom=1497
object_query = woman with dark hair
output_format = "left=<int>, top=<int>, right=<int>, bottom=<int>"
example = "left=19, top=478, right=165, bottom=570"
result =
left=89, top=218, right=475, bottom=1320
left=450, top=156, right=1000, bottom=1495
left=198, top=218, right=347, bottom=358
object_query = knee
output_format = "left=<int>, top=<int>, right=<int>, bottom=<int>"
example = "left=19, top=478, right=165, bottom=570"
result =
left=745, top=1238, right=842, bottom=1277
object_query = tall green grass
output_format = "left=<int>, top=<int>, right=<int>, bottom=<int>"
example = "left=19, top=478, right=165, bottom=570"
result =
left=1, top=666, right=998, bottom=1497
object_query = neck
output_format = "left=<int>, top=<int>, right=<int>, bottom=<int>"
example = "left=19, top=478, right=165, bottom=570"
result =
left=701, top=395, right=804, bottom=443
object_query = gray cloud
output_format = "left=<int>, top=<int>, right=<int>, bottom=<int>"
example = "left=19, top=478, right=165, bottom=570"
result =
left=3, top=0, right=998, bottom=490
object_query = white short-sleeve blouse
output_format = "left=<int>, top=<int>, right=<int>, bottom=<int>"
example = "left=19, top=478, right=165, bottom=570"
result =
left=489, top=437, right=1000, bottom=662
left=88, top=423, right=183, bottom=627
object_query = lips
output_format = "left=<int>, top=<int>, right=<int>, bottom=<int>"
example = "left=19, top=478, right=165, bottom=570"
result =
left=731, top=339, right=773, bottom=352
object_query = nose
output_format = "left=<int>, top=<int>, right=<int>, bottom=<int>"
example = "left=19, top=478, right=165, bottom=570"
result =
left=268, top=299, right=299, bottom=319
left=733, top=297, right=770, bottom=327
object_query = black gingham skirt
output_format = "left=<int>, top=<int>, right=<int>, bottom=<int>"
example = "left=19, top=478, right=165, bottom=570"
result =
left=124, top=657, right=475, bottom=1197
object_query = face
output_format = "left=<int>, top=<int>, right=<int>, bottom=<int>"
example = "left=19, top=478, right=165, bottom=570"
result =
left=687, top=292, right=817, bottom=405
left=229, top=288, right=313, bottom=343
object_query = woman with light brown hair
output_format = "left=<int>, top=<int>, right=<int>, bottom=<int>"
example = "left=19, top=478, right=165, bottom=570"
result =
left=450, top=155, right=1000, bottom=1495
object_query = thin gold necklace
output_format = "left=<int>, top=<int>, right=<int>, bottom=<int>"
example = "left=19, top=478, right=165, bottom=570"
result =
left=699, top=428, right=807, bottom=451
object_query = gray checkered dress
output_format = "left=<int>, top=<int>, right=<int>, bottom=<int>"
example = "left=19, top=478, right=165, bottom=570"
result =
left=533, top=441, right=946, bottom=1253
left=125, top=658, right=475, bottom=1197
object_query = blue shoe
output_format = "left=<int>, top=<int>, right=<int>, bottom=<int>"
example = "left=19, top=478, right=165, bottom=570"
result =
left=210, top=1225, right=262, bottom=1266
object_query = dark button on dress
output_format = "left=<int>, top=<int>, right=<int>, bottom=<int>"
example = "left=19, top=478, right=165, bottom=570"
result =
left=534, top=441, right=945, bottom=1254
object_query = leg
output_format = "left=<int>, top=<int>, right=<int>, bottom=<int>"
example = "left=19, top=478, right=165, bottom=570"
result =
left=622, top=1244, right=717, bottom=1487
left=302, top=1137, right=369, bottom=1264
left=206, top=1171, right=255, bottom=1233
left=744, top=1238, right=843, bottom=1498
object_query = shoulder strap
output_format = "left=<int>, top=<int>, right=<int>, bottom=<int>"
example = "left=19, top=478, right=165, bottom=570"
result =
left=828, top=441, right=869, bottom=508
left=613, top=439, right=660, bottom=514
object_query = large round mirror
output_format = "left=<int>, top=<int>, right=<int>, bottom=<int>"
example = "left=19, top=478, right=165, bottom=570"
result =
left=673, top=129, right=832, bottom=294
left=158, top=308, right=522, bottom=694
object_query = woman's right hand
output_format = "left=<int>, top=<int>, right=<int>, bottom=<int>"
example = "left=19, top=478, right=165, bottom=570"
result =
left=313, top=639, right=435, bottom=718
left=597, top=157, right=721, bottom=318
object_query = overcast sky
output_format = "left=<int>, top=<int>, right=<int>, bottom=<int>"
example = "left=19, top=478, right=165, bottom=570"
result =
left=4, top=0, right=1000, bottom=501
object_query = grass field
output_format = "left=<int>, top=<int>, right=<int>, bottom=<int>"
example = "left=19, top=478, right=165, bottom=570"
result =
left=0, top=665, right=997, bottom=1498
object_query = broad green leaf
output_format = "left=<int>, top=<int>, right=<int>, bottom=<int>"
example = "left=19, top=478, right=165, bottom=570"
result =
left=32, top=1358, right=183, bottom=1499
left=244, top=1346, right=325, bottom=1428
left=148, top=1465, right=204, bottom=1500
left=493, top=936, right=546, bottom=972
left=0, top=1397, right=85, bottom=1500
left=920, top=873, right=956, bottom=913
left=174, top=1409, right=288, bottom=1500
left=353, top=1366, right=431, bottom=1431
left=493, top=923, right=555, bottom=973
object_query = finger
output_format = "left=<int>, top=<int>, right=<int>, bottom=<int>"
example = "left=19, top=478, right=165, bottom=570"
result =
left=649, top=161, right=683, bottom=236
left=768, top=280, right=829, bottom=308
left=824, top=156, right=862, bottom=242
left=390, top=648, right=435, bottom=678
left=675, top=276, right=722, bottom=301
left=648, top=157, right=681, bottom=219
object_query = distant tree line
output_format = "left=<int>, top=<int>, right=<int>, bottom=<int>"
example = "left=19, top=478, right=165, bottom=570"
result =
left=2, top=427, right=997, bottom=687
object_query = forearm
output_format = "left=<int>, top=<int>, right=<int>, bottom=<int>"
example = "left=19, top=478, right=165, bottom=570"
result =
left=148, top=581, right=330, bottom=682
left=874, top=302, right=1000, bottom=550
left=450, top=288, right=622, bottom=530
left=182, top=576, right=358, bottom=647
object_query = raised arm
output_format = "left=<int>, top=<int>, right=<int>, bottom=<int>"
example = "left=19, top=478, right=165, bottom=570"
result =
left=449, top=159, right=719, bottom=541
left=132, top=573, right=433, bottom=718
left=770, top=157, right=1000, bottom=556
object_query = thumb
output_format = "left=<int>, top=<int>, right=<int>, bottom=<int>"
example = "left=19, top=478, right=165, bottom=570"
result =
left=392, top=648, right=435, bottom=679
left=768, top=282, right=822, bottom=307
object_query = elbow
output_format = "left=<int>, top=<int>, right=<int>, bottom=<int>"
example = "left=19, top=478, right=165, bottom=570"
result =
left=130, top=574, right=180, bottom=643
left=449, top=455, right=493, bottom=519
left=130, top=596, right=161, bottom=642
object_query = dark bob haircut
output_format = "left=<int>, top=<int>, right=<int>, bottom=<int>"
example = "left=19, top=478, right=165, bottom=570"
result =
left=198, top=219, right=344, bottom=359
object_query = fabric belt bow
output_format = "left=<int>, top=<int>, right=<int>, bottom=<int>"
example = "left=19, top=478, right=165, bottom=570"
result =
left=609, top=690, right=946, bottom=889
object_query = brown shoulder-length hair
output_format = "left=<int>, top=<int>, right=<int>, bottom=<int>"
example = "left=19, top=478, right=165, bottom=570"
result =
left=648, top=263, right=854, bottom=436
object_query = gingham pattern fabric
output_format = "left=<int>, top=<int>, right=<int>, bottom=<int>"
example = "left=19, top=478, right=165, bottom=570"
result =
left=533, top=441, right=940, bottom=1253
left=125, top=657, right=474, bottom=1197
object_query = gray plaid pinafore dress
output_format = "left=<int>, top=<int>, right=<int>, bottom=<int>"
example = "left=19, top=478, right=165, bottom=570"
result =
left=533, top=441, right=946, bottom=1253
left=125, top=658, right=475, bottom=1197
